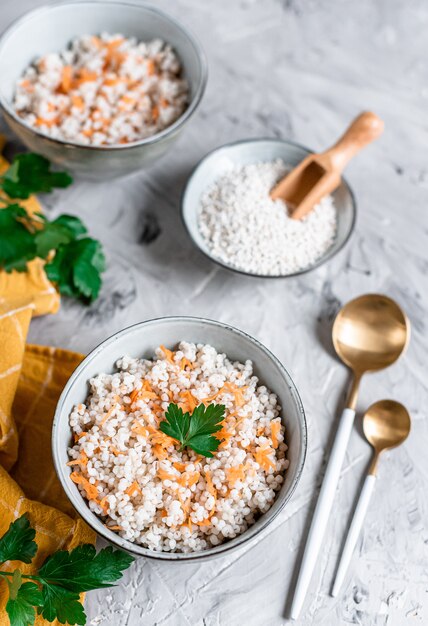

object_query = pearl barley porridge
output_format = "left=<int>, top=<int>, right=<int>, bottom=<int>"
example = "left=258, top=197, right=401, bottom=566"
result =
left=14, top=33, right=189, bottom=146
left=68, top=342, right=288, bottom=553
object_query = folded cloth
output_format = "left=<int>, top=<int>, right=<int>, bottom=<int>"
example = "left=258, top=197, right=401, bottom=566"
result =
left=0, top=138, right=95, bottom=626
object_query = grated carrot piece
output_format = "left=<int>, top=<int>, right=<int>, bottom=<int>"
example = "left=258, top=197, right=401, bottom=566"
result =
left=157, top=468, right=178, bottom=482
left=178, top=471, right=200, bottom=488
left=152, top=444, right=168, bottom=460
left=151, top=105, right=159, bottom=122
left=35, top=117, right=58, bottom=128
left=160, top=345, right=175, bottom=363
left=271, top=420, right=281, bottom=449
left=70, top=471, right=99, bottom=500
left=173, top=461, right=186, bottom=472
left=255, top=444, right=275, bottom=472
left=146, top=59, right=156, bottom=75
left=129, top=389, right=140, bottom=404
left=103, top=77, right=120, bottom=86
left=226, top=465, right=245, bottom=486
left=131, top=421, right=149, bottom=438
left=99, top=496, right=109, bottom=514
left=71, top=94, right=84, bottom=109
left=196, top=518, right=211, bottom=527
left=217, top=426, right=233, bottom=450
left=180, top=390, right=198, bottom=413
left=100, top=405, right=115, bottom=426
left=205, top=471, right=217, bottom=498
left=66, top=451, right=88, bottom=469
left=74, top=431, right=87, bottom=442
left=150, top=429, right=175, bottom=447
left=75, top=68, right=98, bottom=84
left=125, top=481, right=142, bottom=497
left=60, top=65, right=73, bottom=92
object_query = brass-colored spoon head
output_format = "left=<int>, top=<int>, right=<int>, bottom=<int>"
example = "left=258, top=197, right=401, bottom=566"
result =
left=332, top=294, right=410, bottom=375
left=363, top=400, right=411, bottom=455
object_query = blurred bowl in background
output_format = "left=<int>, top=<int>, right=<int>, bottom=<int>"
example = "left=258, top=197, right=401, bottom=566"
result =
left=0, top=1, right=207, bottom=180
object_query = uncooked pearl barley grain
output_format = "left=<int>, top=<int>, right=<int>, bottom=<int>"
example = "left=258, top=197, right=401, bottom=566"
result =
left=198, top=160, right=337, bottom=276
left=68, top=342, right=289, bottom=553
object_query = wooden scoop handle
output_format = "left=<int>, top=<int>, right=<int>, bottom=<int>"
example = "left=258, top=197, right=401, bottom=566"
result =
left=322, top=111, right=384, bottom=172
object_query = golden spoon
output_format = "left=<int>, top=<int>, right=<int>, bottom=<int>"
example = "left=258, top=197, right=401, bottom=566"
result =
left=331, top=400, right=411, bottom=596
left=290, top=294, right=409, bottom=620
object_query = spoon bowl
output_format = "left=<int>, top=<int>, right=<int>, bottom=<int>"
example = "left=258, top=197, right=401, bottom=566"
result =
left=331, top=399, right=410, bottom=597
left=363, top=399, right=411, bottom=453
left=333, top=293, right=409, bottom=376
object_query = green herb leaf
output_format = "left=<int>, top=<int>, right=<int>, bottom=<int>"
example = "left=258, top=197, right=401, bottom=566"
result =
left=38, top=585, right=85, bottom=625
left=38, top=544, right=134, bottom=593
left=33, top=214, right=87, bottom=259
left=51, top=215, right=87, bottom=238
left=0, top=205, right=37, bottom=272
left=6, top=572, right=43, bottom=626
left=0, top=514, right=37, bottom=564
left=160, top=403, right=225, bottom=457
left=45, top=238, right=106, bottom=303
left=2, top=154, right=72, bottom=199
left=160, top=404, right=191, bottom=444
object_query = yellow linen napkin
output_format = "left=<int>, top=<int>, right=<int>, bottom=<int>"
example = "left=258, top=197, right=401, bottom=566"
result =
left=0, top=139, right=96, bottom=625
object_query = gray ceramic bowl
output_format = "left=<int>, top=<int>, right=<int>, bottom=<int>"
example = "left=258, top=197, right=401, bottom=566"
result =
left=0, top=1, right=207, bottom=180
left=52, top=316, right=307, bottom=561
left=182, top=139, right=356, bottom=278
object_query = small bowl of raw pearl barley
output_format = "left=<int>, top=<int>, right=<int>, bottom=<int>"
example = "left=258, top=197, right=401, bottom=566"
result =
left=52, top=316, right=307, bottom=561
left=181, top=139, right=357, bottom=278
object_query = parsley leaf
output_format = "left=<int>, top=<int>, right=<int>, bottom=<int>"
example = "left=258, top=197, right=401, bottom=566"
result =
left=0, top=516, right=134, bottom=626
left=160, top=403, right=225, bottom=457
left=0, top=205, right=37, bottom=272
left=1, top=154, right=72, bottom=199
left=0, top=514, right=37, bottom=564
left=38, top=544, right=134, bottom=592
left=34, top=215, right=87, bottom=259
left=38, top=585, right=85, bottom=625
left=45, top=238, right=106, bottom=303
left=6, top=571, right=43, bottom=626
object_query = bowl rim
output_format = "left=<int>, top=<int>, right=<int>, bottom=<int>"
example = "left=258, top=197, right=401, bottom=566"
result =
left=0, top=0, right=208, bottom=151
left=180, top=137, right=357, bottom=279
left=52, top=315, right=307, bottom=561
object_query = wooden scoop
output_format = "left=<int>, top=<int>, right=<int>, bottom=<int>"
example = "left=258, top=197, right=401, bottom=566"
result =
left=270, top=111, right=384, bottom=220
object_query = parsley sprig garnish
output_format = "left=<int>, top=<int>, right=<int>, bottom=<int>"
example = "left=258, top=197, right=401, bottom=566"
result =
left=0, top=152, right=105, bottom=303
left=160, top=402, right=226, bottom=457
left=0, top=514, right=134, bottom=626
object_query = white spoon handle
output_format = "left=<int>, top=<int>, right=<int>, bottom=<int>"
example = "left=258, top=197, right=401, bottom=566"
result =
left=290, top=407, right=356, bottom=620
left=331, top=473, right=376, bottom=597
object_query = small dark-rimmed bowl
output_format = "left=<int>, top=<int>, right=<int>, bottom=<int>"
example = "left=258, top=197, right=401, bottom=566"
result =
left=181, top=139, right=356, bottom=278
left=52, top=316, right=307, bottom=561
left=0, top=1, right=207, bottom=180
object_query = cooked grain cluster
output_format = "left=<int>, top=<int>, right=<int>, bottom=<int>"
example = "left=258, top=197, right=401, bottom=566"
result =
left=68, top=342, right=288, bottom=553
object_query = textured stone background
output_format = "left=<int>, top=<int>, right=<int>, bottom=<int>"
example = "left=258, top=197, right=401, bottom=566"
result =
left=1, top=0, right=427, bottom=624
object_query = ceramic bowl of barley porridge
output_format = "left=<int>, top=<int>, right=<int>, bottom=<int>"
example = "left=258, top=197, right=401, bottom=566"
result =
left=0, top=2, right=207, bottom=179
left=52, top=317, right=307, bottom=561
